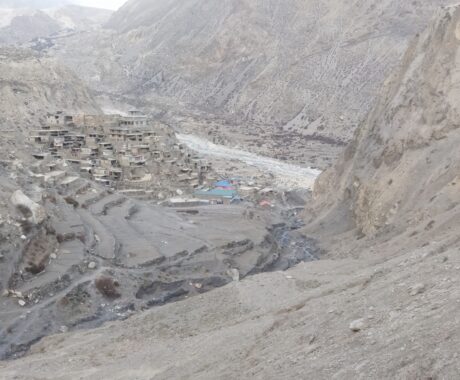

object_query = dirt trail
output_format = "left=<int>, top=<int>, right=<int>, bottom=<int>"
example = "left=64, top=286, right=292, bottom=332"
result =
left=176, top=134, right=321, bottom=189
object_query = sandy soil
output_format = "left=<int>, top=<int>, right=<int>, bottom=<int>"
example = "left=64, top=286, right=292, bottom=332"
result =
left=1, top=221, right=459, bottom=379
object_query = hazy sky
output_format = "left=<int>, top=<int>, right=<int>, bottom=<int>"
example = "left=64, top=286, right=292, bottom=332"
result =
left=74, top=0, right=127, bottom=10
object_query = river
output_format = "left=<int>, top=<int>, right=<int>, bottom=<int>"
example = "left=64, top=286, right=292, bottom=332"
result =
left=176, top=134, right=321, bottom=190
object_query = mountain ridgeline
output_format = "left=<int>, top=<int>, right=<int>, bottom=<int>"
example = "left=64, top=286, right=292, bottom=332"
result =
left=0, top=0, right=71, bottom=8
left=0, top=3, right=112, bottom=46
left=308, top=4, right=460, bottom=240
left=0, top=47, right=100, bottom=132
left=95, top=0, right=452, bottom=142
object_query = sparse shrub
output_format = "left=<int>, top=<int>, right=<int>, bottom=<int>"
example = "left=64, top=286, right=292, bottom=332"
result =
left=64, top=196, right=79, bottom=208
left=44, top=194, right=57, bottom=204
left=95, top=276, right=121, bottom=299
left=57, top=233, right=76, bottom=243
left=76, top=232, right=86, bottom=244
left=16, top=204, right=32, bottom=218
left=45, top=224, right=56, bottom=236
left=20, top=219, right=34, bottom=234
left=26, top=261, right=46, bottom=275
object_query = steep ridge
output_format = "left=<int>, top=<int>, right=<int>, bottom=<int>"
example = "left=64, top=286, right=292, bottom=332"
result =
left=45, top=0, right=454, bottom=167
left=43, top=5, right=112, bottom=30
left=1, top=5, right=460, bottom=380
left=0, top=0, right=71, bottom=7
left=308, top=4, right=460, bottom=242
left=0, top=45, right=100, bottom=292
left=97, top=0, right=450, bottom=141
left=0, top=5, right=112, bottom=46
left=0, top=10, right=61, bottom=45
left=0, top=47, right=100, bottom=133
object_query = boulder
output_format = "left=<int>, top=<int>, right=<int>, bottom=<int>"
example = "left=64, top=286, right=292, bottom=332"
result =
left=409, top=283, right=426, bottom=296
left=11, top=190, right=47, bottom=225
left=227, top=268, right=240, bottom=282
left=349, top=319, right=366, bottom=332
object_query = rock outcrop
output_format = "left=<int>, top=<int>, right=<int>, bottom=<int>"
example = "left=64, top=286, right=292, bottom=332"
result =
left=55, top=0, right=452, bottom=144
left=309, top=4, right=460, bottom=239
left=0, top=47, right=100, bottom=132
left=0, top=5, right=112, bottom=46
left=10, top=190, right=46, bottom=225
left=0, top=0, right=70, bottom=7
left=0, top=10, right=61, bottom=45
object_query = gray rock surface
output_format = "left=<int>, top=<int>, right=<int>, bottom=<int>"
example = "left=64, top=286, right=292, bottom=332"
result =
left=0, top=47, right=100, bottom=133
left=308, top=3, right=460, bottom=240
left=10, top=190, right=46, bottom=225
left=0, top=4, right=112, bottom=46
left=52, top=0, right=453, bottom=145
left=0, top=0, right=71, bottom=8
left=349, top=318, right=366, bottom=332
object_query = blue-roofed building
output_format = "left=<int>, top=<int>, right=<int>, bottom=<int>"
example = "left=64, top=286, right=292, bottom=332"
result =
left=194, top=188, right=238, bottom=199
left=214, top=180, right=232, bottom=188
left=194, top=189, right=238, bottom=203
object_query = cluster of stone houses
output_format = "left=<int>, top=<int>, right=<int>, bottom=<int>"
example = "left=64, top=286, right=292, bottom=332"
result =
left=29, top=111, right=213, bottom=198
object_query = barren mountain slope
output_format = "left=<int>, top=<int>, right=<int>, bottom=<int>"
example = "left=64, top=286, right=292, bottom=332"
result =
left=43, top=5, right=113, bottom=30
left=0, top=0, right=70, bottom=8
left=308, top=3, right=460, bottom=243
left=0, top=5, right=112, bottom=46
left=0, top=11, right=61, bottom=45
left=60, top=0, right=451, bottom=143
left=0, top=45, right=100, bottom=304
left=1, top=5, right=460, bottom=380
left=0, top=47, right=100, bottom=134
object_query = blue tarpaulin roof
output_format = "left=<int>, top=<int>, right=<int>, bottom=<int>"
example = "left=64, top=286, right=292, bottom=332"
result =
left=214, top=180, right=232, bottom=187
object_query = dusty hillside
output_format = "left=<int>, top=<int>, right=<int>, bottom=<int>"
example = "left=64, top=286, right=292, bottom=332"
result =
left=43, top=5, right=112, bottom=30
left=1, top=5, right=460, bottom=380
left=2, top=240, right=460, bottom=379
left=0, top=5, right=112, bottom=46
left=0, top=45, right=101, bottom=323
left=45, top=0, right=455, bottom=168
left=308, top=3, right=460, bottom=243
left=58, top=0, right=450, bottom=142
left=0, top=47, right=100, bottom=133
left=0, top=10, right=61, bottom=45
left=0, top=0, right=70, bottom=8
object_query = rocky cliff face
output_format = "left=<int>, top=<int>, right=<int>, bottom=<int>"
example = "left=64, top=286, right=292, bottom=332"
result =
left=0, top=5, right=112, bottom=46
left=92, top=0, right=450, bottom=142
left=0, top=11, right=61, bottom=45
left=0, top=47, right=100, bottom=133
left=310, top=4, right=460, bottom=239
left=41, top=0, right=455, bottom=167
left=0, top=0, right=70, bottom=7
